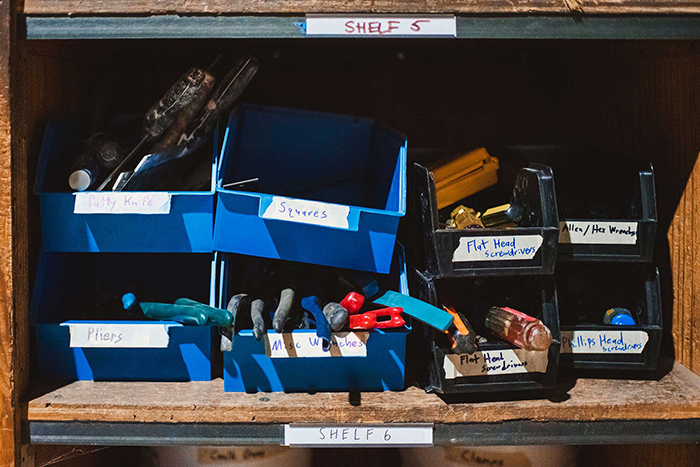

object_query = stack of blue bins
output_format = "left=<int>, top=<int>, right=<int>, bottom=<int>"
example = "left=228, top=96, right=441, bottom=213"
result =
left=214, top=105, right=410, bottom=392
left=31, top=120, right=218, bottom=382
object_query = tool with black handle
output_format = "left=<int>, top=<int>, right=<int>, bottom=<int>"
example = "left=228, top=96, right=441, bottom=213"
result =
left=96, top=67, right=216, bottom=191
left=119, top=56, right=260, bottom=191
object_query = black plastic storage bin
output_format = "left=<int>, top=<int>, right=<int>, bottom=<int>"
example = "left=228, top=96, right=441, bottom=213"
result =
left=557, top=263, right=662, bottom=371
left=411, top=162, right=558, bottom=278
left=410, top=270, right=560, bottom=394
left=496, top=145, right=657, bottom=262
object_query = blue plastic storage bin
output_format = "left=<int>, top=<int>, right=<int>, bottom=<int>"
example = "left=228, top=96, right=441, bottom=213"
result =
left=213, top=105, right=407, bottom=273
left=31, top=252, right=217, bottom=381
left=35, top=120, right=218, bottom=252
left=221, top=244, right=411, bottom=392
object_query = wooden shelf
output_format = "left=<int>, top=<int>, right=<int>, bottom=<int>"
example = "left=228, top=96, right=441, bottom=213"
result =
left=20, top=0, right=700, bottom=15
left=22, top=15, right=700, bottom=40
left=24, top=362, right=700, bottom=445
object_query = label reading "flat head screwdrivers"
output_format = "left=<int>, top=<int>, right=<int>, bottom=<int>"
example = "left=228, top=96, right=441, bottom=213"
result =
left=452, top=235, right=543, bottom=262
left=443, top=349, right=549, bottom=378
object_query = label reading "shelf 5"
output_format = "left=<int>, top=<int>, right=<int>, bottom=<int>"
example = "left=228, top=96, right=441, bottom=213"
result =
left=283, top=424, right=433, bottom=446
left=306, top=15, right=456, bottom=37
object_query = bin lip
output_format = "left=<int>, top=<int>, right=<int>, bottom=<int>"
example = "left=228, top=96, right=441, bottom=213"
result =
left=438, top=341, right=559, bottom=353
left=216, top=104, right=407, bottom=218
left=215, top=186, right=405, bottom=217
left=235, top=325, right=411, bottom=338
left=58, top=320, right=186, bottom=327
left=560, top=324, right=662, bottom=331
left=34, top=119, right=218, bottom=196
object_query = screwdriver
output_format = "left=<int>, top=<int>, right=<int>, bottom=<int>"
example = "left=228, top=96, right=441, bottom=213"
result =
left=443, top=304, right=477, bottom=355
left=115, top=56, right=260, bottom=191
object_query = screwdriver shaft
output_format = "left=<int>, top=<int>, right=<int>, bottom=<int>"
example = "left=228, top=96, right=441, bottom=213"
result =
left=95, top=136, right=149, bottom=191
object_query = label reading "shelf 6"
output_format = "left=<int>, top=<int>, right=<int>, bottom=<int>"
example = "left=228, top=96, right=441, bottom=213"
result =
left=283, top=424, right=433, bottom=446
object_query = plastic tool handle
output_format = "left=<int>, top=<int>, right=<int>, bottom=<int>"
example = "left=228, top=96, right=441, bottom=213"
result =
left=340, top=292, right=365, bottom=315
left=301, top=295, right=331, bottom=352
left=373, top=290, right=453, bottom=332
left=349, top=307, right=404, bottom=330
left=174, top=298, right=233, bottom=327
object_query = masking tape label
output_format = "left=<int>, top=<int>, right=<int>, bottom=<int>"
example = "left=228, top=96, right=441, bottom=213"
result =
left=453, top=235, right=543, bottom=262
left=306, top=15, right=456, bottom=37
left=284, top=424, right=433, bottom=446
left=266, top=332, right=369, bottom=357
left=262, top=196, right=351, bottom=229
left=74, top=192, right=171, bottom=214
left=443, top=349, right=549, bottom=378
left=561, top=330, right=649, bottom=354
left=65, top=322, right=171, bottom=348
left=559, top=221, right=638, bottom=244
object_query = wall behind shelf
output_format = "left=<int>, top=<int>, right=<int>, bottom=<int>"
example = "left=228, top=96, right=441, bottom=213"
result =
left=8, top=38, right=700, bottom=467
left=24, top=38, right=698, bottom=368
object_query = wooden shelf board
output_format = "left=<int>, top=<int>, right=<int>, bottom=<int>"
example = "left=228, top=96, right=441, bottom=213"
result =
left=27, top=362, right=700, bottom=425
left=23, top=15, right=700, bottom=40
left=20, top=0, right=700, bottom=15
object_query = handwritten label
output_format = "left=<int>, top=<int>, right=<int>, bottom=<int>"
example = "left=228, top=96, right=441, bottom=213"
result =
left=283, top=424, right=433, bottom=446
left=561, top=330, right=649, bottom=354
left=74, top=192, right=171, bottom=214
left=443, top=349, right=549, bottom=379
left=65, top=323, right=172, bottom=348
left=559, top=221, right=638, bottom=244
left=266, top=332, right=368, bottom=358
left=262, top=196, right=350, bottom=229
left=197, top=447, right=285, bottom=464
left=452, top=235, right=543, bottom=262
left=306, top=15, right=456, bottom=37
left=447, top=448, right=533, bottom=467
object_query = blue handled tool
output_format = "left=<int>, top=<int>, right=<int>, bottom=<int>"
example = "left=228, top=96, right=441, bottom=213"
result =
left=301, top=295, right=332, bottom=352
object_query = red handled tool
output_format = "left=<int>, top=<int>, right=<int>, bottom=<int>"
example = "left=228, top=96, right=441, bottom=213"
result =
left=341, top=291, right=365, bottom=315
left=349, top=307, right=404, bottom=330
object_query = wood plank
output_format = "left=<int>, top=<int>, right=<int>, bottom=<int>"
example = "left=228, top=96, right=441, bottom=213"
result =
left=0, top=0, right=18, bottom=464
left=26, top=362, right=700, bottom=424
left=21, top=0, right=700, bottom=15
left=625, top=47, right=700, bottom=374
left=24, top=16, right=700, bottom=41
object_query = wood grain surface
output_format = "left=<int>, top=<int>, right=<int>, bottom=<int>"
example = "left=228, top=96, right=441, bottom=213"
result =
left=0, top=0, right=17, bottom=464
left=20, top=0, right=700, bottom=15
left=25, top=362, right=700, bottom=423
